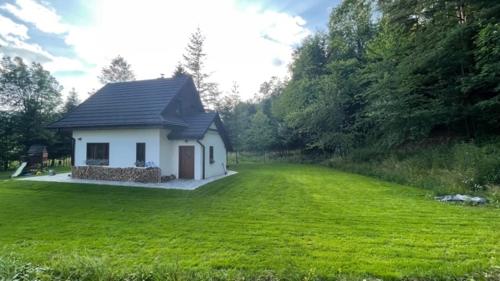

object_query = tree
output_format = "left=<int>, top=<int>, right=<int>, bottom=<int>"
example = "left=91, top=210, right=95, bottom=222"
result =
left=182, top=28, right=220, bottom=109
left=0, top=56, right=62, bottom=152
left=98, top=55, right=136, bottom=84
left=218, top=82, right=242, bottom=162
left=63, top=88, right=80, bottom=113
left=275, top=0, right=375, bottom=153
left=218, top=82, right=241, bottom=118
left=174, top=0, right=500, bottom=157
left=253, top=76, right=284, bottom=102
left=244, top=110, right=277, bottom=154
left=172, top=62, right=187, bottom=77
left=48, top=88, right=80, bottom=166
left=0, top=111, right=21, bottom=170
left=363, top=0, right=500, bottom=144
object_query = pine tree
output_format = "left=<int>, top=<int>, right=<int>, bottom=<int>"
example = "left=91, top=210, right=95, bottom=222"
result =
left=172, top=62, right=187, bottom=77
left=98, top=55, right=136, bottom=84
left=182, top=28, right=220, bottom=109
left=218, top=82, right=241, bottom=119
left=63, top=88, right=80, bottom=113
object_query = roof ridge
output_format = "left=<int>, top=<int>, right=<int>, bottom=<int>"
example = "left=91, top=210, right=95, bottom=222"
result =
left=105, top=75, right=190, bottom=86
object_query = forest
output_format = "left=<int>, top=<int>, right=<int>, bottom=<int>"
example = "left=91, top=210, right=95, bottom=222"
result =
left=217, top=0, right=500, bottom=196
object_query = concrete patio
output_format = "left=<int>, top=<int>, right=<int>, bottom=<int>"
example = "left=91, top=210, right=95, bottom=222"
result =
left=17, top=171, right=237, bottom=190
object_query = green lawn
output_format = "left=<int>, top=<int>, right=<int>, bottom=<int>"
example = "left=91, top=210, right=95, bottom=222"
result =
left=0, top=163, right=498, bottom=280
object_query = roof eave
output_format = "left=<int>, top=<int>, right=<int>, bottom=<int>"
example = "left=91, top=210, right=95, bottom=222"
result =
left=47, top=122, right=187, bottom=131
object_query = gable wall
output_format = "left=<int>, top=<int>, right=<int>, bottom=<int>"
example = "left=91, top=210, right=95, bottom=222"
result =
left=201, top=125, right=227, bottom=178
left=162, top=81, right=204, bottom=119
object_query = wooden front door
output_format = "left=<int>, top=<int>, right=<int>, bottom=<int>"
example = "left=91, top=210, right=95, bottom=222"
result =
left=179, top=146, right=195, bottom=179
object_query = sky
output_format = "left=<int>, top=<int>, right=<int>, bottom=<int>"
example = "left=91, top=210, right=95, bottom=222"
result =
left=0, top=0, right=339, bottom=101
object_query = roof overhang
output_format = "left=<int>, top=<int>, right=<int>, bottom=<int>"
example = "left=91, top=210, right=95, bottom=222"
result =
left=168, top=113, right=233, bottom=151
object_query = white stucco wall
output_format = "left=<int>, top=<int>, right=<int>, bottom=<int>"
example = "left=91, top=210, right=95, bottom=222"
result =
left=159, top=123, right=226, bottom=180
left=158, top=129, right=203, bottom=179
left=73, top=124, right=227, bottom=180
left=166, top=139, right=203, bottom=180
left=200, top=123, right=227, bottom=178
left=73, top=129, right=161, bottom=168
left=159, top=128, right=173, bottom=176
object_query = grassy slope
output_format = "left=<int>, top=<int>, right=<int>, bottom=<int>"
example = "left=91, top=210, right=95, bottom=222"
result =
left=0, top=163, right=498, bottom=279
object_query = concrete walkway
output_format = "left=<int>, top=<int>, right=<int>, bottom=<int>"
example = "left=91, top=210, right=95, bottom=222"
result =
left=17, top=171, right=237, bottom=190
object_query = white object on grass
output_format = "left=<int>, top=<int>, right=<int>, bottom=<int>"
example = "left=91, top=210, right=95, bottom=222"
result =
left=11, top=162, right=27, bottom=178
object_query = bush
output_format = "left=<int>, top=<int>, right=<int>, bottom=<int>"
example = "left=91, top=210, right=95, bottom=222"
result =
left=323, top=140, right=500, bottom=202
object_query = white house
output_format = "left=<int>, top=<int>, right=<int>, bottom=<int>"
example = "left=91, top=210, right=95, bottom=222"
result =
left=49, top=75, right=231, bottom=182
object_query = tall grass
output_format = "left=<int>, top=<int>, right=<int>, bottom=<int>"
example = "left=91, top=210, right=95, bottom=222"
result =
left=1, top=255, right=498, bottom=281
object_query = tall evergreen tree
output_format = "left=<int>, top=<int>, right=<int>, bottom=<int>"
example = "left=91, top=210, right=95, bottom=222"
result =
left=172, top=61, right=187, bottom=77
left=182, top=28, right=220, bottom=109
left=218, top=82, right=241, bottom=118
left=98, top=55, right=136, bottom=84
left=218, top=82, right=242, bottom=162
left=63, top=88, right=80, bottom=114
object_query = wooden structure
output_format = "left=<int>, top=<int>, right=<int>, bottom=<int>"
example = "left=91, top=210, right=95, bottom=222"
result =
left=27, top=145, right=48, bottom=168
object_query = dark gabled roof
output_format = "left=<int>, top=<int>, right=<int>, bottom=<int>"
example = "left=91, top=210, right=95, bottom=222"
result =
left=27, top=144, right=47, bottom=155
left=48, top=76, right=192, bottom=129
left=48, top=75, right=232, bottom=150
left=168, top=112, right=217, bottom=139
left=168, top=112, right=233, bottom=151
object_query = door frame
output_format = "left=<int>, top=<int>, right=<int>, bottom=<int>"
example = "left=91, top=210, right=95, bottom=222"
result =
left=178, top=145, right=195, bottom=179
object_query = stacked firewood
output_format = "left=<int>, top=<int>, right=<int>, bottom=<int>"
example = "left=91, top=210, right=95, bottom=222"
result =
left=72, top=166, right=161, bottom=183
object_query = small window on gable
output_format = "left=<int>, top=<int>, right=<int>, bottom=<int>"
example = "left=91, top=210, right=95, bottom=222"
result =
left=209, top=146, right=214, bottom=164
left=136, top=143, right=146, bottom=167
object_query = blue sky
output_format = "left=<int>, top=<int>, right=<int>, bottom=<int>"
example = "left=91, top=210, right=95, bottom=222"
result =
left=0, top=0, right=339, bottom=100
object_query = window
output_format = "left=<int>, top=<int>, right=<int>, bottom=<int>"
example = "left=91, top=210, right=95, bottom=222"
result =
left=136, top=143, right=146, bottom=167
left=86, top=143, right=109, bottom=165
left=209, top=146, right=214, bottom=164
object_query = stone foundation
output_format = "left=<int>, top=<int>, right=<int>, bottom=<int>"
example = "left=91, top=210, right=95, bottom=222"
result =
left=72, top=166, right=161, bottom=183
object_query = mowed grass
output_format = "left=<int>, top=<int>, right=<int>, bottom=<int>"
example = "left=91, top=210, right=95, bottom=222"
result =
left=0, top=163, right=498, bottom=279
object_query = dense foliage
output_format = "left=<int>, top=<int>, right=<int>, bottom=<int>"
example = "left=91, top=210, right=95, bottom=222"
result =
left=222, top=0, right=500, bottom=153
left=0, top=57, right=66, bottom=169
left=98, top=55, right=136, bottom=84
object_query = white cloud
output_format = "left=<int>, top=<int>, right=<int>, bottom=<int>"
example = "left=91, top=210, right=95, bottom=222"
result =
left=0, top=14, right=87, bottom=92
left=63, top=0, right=310, bottom=100
left=1, top=0, right=68, bottom=34
left=0, top=14, right=29, bottom=41
left=1, top=0, right=311, bottom=101
left=0, top=14, right=56, bottom=63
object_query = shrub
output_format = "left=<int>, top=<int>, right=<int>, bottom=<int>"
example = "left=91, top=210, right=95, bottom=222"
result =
left=324, top=141, right=500, bottom=202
